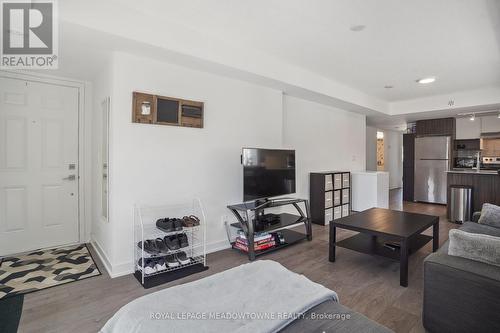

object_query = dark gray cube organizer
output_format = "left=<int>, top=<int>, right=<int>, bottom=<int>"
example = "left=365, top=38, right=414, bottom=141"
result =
left=310, top=171, right=351, bottom=225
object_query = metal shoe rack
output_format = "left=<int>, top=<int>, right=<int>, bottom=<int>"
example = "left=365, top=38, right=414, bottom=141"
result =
left=133, top=198, right=208, bottom=288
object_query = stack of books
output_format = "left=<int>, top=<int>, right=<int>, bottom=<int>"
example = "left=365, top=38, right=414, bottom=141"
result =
left=234, top=231, right=275, bottom=252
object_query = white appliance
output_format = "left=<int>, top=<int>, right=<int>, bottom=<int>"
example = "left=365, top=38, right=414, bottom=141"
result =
left=351, top=171, right=389, bottom=211
left=414, top=136, right=451, bottom=204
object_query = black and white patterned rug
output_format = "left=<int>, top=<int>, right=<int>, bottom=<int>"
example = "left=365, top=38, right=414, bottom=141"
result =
left=0, top=244, right=101, bottom=299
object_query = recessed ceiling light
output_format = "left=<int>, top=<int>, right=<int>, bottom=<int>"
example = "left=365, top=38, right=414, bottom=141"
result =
left=384, top=85, right=394, bottom=89
left=350, top=25, right=366, bottom=32
left=416, top=77, right=436, bottom=84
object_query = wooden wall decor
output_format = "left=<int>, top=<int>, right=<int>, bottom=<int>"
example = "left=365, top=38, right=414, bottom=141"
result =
left=132, top=91, right=204, bottom=128
left=133, top=92, right=155, bottom=124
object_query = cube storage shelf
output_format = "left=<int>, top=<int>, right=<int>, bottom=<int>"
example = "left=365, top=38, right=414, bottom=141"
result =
left=133, top=199, right=208, bottom=288
left=310, top=171, right=351, bottom=225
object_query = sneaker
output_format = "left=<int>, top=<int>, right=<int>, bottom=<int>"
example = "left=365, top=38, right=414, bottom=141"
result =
left=173, top=218, right=183, bottom=231
left=164, top=235, right=180, bottom=251
left=137, top=258, right=157, bottom=275
left=178, top=233, right=189, bottom=248
left=156, top=218, right=175, bottom=232
left=155, top=238, right=169, bottom=254
left=175, top=251, right=190, bottom=265
left=155, top=258, right=167, bottom=271
left=165, top=254, right=179, bottom=267
left=137, top=239, right=160, bottom=255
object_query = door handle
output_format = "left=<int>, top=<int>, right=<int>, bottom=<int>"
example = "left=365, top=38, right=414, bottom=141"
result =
left=63, top=175, right=76, bottom=181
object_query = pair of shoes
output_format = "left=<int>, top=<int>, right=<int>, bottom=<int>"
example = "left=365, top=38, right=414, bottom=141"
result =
left=137, top=252, right=192, bottom=274
left=137, top=238, right=171, bottom=255
left=137, top=234, right=189, bottom=254
left=182, top=215, right=200, bottom=227
left=137, top=239, right=162, bottom=255
left=165, top=251, right=190, bottom=267
left=137, top=258, right=167, bottom=274
left=156, top=218, right=183, bottom=232
left=164, top=233, right=189, bottom=250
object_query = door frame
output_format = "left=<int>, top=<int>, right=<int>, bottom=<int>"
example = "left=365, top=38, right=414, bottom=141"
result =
left=0, top=70, right=89, bottom=248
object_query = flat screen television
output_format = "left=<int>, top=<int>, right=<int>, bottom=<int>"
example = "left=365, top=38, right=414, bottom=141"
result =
left=242, top=148, right=296, bottom=201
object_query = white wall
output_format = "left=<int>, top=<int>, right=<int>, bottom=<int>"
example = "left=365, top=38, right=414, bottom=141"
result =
left=107, top=52, right=283, bottom=275
left=366, top=126, right=378, bottom=171
left=384, top=130, right=403, bottom=189
left=93, top=52, right=368, bottom=276
left=283, top=96, right=366, bottom=200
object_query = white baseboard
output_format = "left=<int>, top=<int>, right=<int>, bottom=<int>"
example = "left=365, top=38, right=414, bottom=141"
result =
left=110, top=261, right=134, bottom=278
left=97, top=239, right=232, bottom=279
left=206, top=239, right=231, bottom=253
left=90, top=238, right=113, bottom=277
left=91, top=239, right=134, bottom=278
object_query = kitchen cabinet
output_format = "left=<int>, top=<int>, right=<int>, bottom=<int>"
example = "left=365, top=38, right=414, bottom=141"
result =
left=456, top=117, right=481, bottom=139
left=454, top=139, right=480, bottom=151
left=447, top=172, right=500, bottom=218
left=481, top=138, right=500, bottom=154
left=481, top=115, right=500, bottom=134
left=416, top=118, right=455, bottom=136
left=403, top=133, right=415, bottom=201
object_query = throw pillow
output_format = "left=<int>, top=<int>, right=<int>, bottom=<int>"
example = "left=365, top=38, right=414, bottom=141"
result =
left=478, top=203, right=500, bottom=229
left=448, top=229, right=500, bottom=267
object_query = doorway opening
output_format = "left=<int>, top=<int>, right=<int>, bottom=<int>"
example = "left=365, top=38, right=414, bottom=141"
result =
left=377, top=131, right=385, bottom=171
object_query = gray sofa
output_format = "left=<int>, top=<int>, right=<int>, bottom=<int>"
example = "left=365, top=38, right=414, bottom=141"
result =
left=423, top=213, right=500, bottom=333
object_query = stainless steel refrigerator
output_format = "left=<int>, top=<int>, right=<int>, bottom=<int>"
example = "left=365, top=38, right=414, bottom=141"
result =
left=414, top=136, right=450, bottom=204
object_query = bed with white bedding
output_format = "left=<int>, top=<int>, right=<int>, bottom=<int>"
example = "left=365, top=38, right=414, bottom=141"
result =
left=101, top=260, right=391, bottom=333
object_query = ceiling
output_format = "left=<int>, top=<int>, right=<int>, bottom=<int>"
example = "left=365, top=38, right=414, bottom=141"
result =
left=116, top=0, right=500, bottom=102
left=368, top=103, right=500, bottom=131
left=29, top=0, right=500, bottom=130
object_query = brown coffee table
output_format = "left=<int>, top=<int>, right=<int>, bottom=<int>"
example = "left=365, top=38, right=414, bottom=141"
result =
left=329, top=208, right=439, bottom=287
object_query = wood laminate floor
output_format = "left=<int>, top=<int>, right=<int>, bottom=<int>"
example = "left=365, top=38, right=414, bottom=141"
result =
left=17, top=189, right=455, bottom=333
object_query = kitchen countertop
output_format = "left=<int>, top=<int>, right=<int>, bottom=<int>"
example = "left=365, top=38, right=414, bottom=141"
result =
left=447, top=169, right=500, bottom=175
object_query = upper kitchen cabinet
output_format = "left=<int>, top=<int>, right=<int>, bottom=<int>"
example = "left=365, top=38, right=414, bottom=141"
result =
left=416, top=118, right=455, bottom=136
left=456, top=117, right=481, bottom=139
left=481, top=115, right=500, bottom=134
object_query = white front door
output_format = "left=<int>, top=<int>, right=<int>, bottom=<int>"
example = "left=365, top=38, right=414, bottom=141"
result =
left=0, top=76, right=79, bottom=256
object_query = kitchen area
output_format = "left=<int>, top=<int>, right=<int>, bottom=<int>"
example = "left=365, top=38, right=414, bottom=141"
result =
left=403, top=113, right=500, bottom=222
